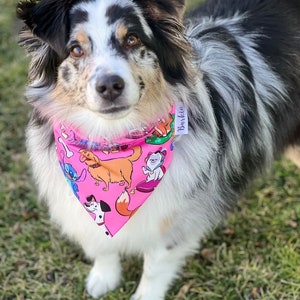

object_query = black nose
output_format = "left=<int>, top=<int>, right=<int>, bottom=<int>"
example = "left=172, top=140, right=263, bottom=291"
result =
left=96, top=75, right=125, bottom=101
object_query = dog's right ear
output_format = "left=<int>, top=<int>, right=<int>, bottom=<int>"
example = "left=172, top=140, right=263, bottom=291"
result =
left=16, top=0, right=75, bottom=57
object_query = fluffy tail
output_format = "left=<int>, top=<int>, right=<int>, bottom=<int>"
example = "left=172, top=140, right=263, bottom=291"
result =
left=115, top=191, right=138, bottom=218
left=128, top=146, right=142, bottom=162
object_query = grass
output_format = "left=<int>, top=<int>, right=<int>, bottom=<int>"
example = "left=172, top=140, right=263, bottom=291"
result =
left=1, top=0, right=300, bottom=299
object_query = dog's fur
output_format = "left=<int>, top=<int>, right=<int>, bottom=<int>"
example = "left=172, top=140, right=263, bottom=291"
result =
left=17, top=0, right=300, bottom=299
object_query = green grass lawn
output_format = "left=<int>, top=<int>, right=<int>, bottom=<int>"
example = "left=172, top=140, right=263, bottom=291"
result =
left=1, top=1, right=300, bottom=299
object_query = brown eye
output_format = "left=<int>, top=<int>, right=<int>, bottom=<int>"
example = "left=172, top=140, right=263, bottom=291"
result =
left=126, top=35, right=140, bottom=47
left=70, top=45, right=84, bottom=58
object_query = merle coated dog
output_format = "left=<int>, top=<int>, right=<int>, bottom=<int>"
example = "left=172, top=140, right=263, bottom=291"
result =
left=17, top=0, right=300, bottom=299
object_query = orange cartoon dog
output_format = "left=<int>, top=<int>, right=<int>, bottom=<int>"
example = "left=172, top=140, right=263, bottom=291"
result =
left=79, top=146, right=142, bottom=191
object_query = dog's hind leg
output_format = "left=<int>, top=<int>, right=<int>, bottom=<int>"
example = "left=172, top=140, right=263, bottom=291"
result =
left=131, top=239, right=198, bottom=300
left=285, top=146, right=300, bottom=168
left=122, top=171, right=132, bottom=189
left=86, top=253, right=121, bottom=298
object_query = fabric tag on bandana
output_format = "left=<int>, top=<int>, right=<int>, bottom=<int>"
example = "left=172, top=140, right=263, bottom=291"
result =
left=175, top=102, right=189, bottom=135
left=53, top=104, right=185, bottom=237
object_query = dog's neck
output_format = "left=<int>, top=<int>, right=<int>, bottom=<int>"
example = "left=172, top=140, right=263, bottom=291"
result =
left=52, top=103, right=188, bottom=237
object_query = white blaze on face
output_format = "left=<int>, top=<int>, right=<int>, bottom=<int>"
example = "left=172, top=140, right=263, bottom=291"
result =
left=66, top=0, right=154, bottom=116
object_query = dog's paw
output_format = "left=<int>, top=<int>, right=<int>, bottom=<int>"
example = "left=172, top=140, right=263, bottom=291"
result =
left=130, top=293, right=160, bottom=300
left=85, top=266, right=120, bottom=298
left=130, top=286, right=166, bottom=300
left=130, top=294, right=144, bottom=300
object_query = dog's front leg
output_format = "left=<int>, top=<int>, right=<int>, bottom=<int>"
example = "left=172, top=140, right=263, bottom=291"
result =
left=86, top=253, right=121, bottom=298
left=131, top=240, right=197, bottom=300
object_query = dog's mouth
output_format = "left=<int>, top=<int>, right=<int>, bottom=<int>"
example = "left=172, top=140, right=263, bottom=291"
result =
left=79, top=154, right=88, bottom=163
left=98, top=105, right=132, bottom=117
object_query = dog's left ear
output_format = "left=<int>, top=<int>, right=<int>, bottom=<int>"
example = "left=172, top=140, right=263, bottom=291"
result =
left=134, top=0, right=185, bottom=21
left=133, top=0, right=190, bottom=85
left=172, top=0, right=186, bottom=20
left=86, top=195, right=96, bottom=202
left=161, top=0, right=186, bottom=20
left=100, top=201, right=111, bottom=213
left=17, top=0, right=77, bottom=57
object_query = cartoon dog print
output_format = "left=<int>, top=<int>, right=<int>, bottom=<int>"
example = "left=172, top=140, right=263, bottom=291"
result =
left=84, top=195, right=111, bottom=236
left=79, top=146, right=142, bottom=191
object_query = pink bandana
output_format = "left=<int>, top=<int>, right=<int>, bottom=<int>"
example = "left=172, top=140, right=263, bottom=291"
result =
left=53, top=104, right=187, bottom=237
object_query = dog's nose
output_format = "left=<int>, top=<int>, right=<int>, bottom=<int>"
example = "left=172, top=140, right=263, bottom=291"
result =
left=96, top=75, right=125, bottom=101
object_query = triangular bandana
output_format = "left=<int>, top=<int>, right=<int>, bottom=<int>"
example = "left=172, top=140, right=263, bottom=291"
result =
left=53, top=104, right=187, bottom=237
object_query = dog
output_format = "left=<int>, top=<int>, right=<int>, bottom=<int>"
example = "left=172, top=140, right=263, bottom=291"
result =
left=17, top=0, right=300, bottom=299
left=79, top=146, right=142, bottom=191
left=84, top=195, right=111, bottom=236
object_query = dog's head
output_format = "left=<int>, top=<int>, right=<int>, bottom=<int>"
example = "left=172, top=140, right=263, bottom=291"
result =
left=17, top=0, right=191, bottom=133
left=84, top=195, right=111, bottom=214
left=79, top=149, right=99, bottom=166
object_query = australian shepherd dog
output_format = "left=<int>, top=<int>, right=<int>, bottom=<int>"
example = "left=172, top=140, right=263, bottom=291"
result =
left=17, top=0, right=300, bottom=299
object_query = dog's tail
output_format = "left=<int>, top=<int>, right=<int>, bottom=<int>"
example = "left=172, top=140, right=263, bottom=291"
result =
left=128, top=146, right=142, bottom=162
left=116, top=191, right=138, bottom=218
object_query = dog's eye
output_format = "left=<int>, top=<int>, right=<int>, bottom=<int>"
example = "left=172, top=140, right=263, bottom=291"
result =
left=126, top=35, right=140, bottom=48
left=70, top=45, right=84, bottom=58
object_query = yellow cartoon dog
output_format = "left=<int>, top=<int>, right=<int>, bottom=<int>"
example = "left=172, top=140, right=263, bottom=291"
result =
left=79, top=146, right=142, bottom=191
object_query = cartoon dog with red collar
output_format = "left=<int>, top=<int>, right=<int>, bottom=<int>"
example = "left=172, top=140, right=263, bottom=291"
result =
left=84, top=195, right=111, bottom=236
